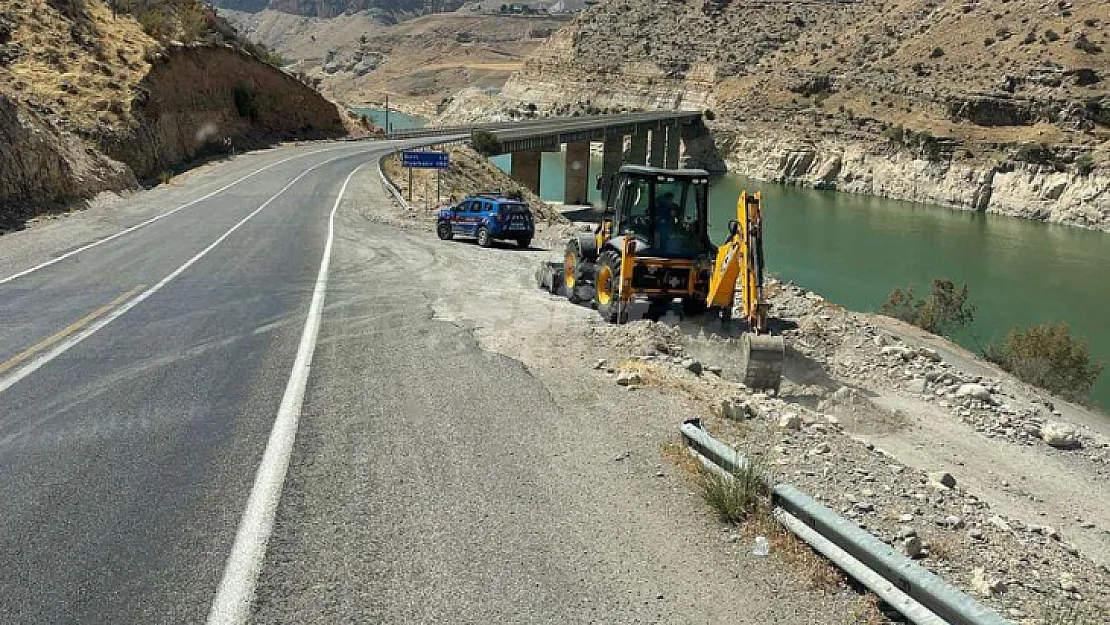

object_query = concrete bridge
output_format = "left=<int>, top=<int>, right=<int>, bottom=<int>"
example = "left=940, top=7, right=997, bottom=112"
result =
left=386, top=111, right=704, bottom=204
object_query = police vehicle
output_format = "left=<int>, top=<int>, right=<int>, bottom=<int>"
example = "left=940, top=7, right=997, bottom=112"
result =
left=436, top=192, right=535, bottom=248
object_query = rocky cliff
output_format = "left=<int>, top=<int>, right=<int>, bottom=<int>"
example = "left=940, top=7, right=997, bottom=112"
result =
left=447, top=0, right=1110, bottom=231
left=0, top=0, right=349, bottom=230
left=210, top=0, right=463, bottom=20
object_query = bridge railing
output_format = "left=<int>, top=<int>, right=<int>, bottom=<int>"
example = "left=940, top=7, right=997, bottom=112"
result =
left=385, top=111, right=702, bottom=140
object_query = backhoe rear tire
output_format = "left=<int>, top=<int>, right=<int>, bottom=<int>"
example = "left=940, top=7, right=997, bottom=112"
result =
left=594, top=250, right=627, bottom=324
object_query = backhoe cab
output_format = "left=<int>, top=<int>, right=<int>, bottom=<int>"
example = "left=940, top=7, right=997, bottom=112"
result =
left=558, top=165, right=784, bottom=390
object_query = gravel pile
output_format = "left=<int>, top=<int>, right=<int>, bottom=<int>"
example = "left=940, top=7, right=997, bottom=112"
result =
left=766, top=281, right=1109, bottom=467
left=589, top=282, right=1110, bottom=622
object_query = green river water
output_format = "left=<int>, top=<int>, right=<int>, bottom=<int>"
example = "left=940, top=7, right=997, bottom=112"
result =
left=356, top=109, right=1110, bottom=410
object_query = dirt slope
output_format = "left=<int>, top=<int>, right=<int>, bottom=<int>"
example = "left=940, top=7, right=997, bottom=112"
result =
left=0, top=0, right=349, bottom=230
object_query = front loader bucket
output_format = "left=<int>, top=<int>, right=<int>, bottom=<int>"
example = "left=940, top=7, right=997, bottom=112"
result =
left=739, top=333, right=785, bottom=392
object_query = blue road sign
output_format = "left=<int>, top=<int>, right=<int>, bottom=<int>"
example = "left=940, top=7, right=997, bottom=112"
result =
left=401, top=151, right=450, bottom=169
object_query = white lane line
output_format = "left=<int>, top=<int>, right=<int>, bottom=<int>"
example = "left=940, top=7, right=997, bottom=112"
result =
left=0, top=150, right=372, bottom=397
left=0, top=143, right=366, bottom=286
left=206, top=161, right=369, bottom=625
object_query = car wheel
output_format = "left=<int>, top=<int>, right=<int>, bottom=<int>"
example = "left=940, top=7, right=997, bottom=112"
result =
left=477, top=227, right=493, bottom=248
left=436, top=222, right=453, bottom=240
left=517, top=237, right=532, bottom=249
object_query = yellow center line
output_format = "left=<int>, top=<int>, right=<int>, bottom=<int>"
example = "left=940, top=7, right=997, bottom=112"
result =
left=0, top=284, right=147, bottom=376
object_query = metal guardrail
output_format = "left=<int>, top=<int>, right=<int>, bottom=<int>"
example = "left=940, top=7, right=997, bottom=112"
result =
left=679, top=421, right=1012, bottom=625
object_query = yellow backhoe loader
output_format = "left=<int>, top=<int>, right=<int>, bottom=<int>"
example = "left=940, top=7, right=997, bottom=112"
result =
left=549, top=165, right=784, bottom=390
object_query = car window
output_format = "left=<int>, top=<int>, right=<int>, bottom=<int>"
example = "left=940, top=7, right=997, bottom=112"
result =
left=483, top=201, right=496, bottom=213
left=468, top=201, right=482, bottom=212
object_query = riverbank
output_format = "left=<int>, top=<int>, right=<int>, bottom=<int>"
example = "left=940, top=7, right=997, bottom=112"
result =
left=714, top=126, right=1110, bottom=233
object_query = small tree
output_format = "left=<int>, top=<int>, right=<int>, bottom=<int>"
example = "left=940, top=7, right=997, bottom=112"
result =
left=880, top=279, right=976, bottom=336
left=470, top=130, right=501, bottom=157
left=984, top=322, right=1103, bottom=403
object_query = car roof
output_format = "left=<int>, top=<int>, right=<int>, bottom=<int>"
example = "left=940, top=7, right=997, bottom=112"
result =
left=464, top=194, right=526, bottom=204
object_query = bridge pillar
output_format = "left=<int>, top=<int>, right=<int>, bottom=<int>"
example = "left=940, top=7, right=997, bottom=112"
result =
left=564, top=140, right=590, bottom=205
left=664, top=121, right=682, bottom=169
left=600, top=133, right=623, bottom=203
left=510, top=149, right=542, bottom=194
left=629, top=126, right=648, bottom=166
left=649, top=127, right=665, bottom=168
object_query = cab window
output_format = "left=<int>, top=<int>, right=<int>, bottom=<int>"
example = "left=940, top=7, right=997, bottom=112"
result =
left=468, top=201, right=483, bottom=212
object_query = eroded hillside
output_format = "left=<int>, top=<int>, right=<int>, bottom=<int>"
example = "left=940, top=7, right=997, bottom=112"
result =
left=445, top=0, right=1110, bottom=229
left=224, top=8, right=570, bottom=115
left=0, top=0, right=350, bottom=229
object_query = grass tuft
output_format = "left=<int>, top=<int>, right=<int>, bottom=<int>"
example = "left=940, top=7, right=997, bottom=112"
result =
left=697, top=461, right=767, bottom=524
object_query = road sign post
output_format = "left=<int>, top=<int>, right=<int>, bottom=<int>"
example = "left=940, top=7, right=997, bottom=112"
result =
left=401, top=150, right=450, bottom=211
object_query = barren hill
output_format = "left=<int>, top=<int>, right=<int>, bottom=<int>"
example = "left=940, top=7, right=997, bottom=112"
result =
left=444, top=0, right=1110, bottom=229
left=0, top=0, right=352, bottom=229
left=224, top=8, right=570, bottom=115
left=209, top=0, right=464, bottom=21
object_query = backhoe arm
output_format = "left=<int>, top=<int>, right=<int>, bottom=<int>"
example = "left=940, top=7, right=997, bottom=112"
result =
left=706, top=191, right=767, bottom=331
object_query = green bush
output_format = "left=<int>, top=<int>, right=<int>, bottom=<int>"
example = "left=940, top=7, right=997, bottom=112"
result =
left=881, top=279, right=976, bottom=336
left=232, top=84, right=258, bottom=121
left=1013, top=143, right=1054, bottom=165
left=984, top=322, right=1103, bottom=403
left=470, top=130, right=502, bottom=157
left=1076, top=153, right=1095, bottom=176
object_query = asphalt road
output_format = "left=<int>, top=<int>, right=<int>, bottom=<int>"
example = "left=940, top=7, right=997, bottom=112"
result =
left=0, top=142, right=392, bottom=623
left=0, top=135, right=859, bottom=623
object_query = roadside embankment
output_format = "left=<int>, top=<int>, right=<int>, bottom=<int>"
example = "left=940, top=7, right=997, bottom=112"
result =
left=0, top=0, right=351, bottom=230
left=381, top=144, right=567, bottom=223
left=582, top=280, right=1109, bottom=622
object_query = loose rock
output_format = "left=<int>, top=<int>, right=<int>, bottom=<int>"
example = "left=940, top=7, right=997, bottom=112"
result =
left=1041, top=421, right=1081, bottom=449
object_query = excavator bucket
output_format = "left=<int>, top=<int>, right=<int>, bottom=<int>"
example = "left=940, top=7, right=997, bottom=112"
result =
left=738, top=333, right=785, bottom=392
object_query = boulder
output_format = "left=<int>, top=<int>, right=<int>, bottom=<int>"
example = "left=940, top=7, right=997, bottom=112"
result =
left=777, top=412, right=803, bottom=430
left=927, top=471, right=957, bottom=489
left=1041, top=421, right=1081, bottom=449
left=616, top=371, right=642, bottom=386
left=954, top=383, right=991, bottom=401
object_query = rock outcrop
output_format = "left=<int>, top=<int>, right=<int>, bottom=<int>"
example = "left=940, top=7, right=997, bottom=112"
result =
left=717, top=131, right=1110, bottom=230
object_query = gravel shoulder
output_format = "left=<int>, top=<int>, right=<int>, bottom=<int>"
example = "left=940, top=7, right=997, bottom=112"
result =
left=326, top=171, right=1109, bottom=623
left=250, top=172, right=872, bottom=623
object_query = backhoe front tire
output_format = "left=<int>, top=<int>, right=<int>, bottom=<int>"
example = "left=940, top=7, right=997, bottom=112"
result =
left=594, top=250, right=627, bottom=324
left=564, top=240, right=586, bottom=303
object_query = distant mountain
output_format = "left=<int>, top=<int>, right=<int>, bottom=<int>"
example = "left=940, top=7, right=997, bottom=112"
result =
left=209, top=0, right=463, bottom=18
